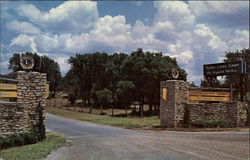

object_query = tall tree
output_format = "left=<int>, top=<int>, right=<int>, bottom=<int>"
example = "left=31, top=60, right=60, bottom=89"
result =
left=223, top=48, right=250, bottom=100
left=64, top=49, right=187, bottom=117
left=8, top=52, right=61, bottom=94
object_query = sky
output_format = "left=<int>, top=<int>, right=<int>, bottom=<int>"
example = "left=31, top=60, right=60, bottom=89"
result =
left=0, top=1, right=249, bottom=84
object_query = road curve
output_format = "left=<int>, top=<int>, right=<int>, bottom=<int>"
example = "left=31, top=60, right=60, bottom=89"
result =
left=45, top=113, right=249, bottom=160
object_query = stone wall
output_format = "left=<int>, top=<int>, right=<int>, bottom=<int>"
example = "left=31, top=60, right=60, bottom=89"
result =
left=0, top=102, right=29, bottom=135
left=187, top=102, right=248, bottom=127
left=160, top=80, right=248, bottom=128
left=0, top=71, right=46, bottom=136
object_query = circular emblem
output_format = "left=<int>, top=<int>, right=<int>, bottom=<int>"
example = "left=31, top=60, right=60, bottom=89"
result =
left=172, top=68, right=179, bottom=79
left=20, top=56, right=34, bottom=70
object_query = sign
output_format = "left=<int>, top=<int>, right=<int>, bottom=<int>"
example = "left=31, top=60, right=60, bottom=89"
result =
left=46, top=84, right=49, bottom=98
left=20, top=56, right=34, bottom=70
left=189, top=90, right=231, bottom=102
left=204, top=61, right=246, bottom=77
left=189, top=90, right=230, bottom=97
left=0, top=91, right=17, bottom=98
left=172, top=68, right=179, bottom=79
left=189, top=96, right=230, bottom=102
left=0, top=83, right=17, bottom=90
left=162, top=88, right=168, bottom=101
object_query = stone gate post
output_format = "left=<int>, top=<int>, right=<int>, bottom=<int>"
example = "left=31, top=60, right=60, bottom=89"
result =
left=16, top=71, right=47, bottom=131
left=160, top=80, right=188, bottom=128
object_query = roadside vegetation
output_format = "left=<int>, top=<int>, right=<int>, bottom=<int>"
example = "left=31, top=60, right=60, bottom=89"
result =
left=0, top=133, right=70, bottom=160
left=47, top=107, right=249, bottom=132
left=47, top=107, right=160, bottom=129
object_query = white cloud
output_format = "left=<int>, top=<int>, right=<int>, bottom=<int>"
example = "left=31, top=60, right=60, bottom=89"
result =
left=172, top=50, right=194, bottom=65
left=228, top=29, right=249, bottom=50
left=16, top=1, right=98, bottom=33
left=3, top=1, right=249, bottom=84
left=54, top=56, right=70, bottom=73
left=154, top=1, right=195, bottom=29
left=194, top=24, right=228, bottom=53
left=7, top=20, right=41, bottom=34
left=92, top=15, right=131, bottom=36
left=189, top=1, right=249, bottom=16
left=10, top=34, right=37, bottom=52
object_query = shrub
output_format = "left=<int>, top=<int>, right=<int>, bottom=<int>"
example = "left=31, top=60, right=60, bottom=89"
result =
left=191, top=120, right=234, bottom=128
left=20, top=132, right=38, bottom=145
left=8, top=134, right=24, bottom=146
left=0, top=136, right=10, bottom=150
left=0, top=132, right=39, bottom=150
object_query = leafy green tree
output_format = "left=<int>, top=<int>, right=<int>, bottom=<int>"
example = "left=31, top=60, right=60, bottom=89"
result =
left=96, top=88, right=113, bottom=114
left=8, top=52, right=61, bottom=94
left=64, top=49, right=187, bottom=117
left=223, top=48, right=250, bottom=100
left=116, top=80, right=135, bottom=116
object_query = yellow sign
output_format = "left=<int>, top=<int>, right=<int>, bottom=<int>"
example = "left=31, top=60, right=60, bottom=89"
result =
left=189, top=90, right=230, bottom=97
left=46, top=84, right=49, bottom=98
left=0, top=91, right=17, bottom=98
left=162, top=88, right=168, bottom=101
left=189, top=96, right=230, bottom=102
left=189, top=89, right=231, bottom=102
left=0, top=83, right=17, bottom=90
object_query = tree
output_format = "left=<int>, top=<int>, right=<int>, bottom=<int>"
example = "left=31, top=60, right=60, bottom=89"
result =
left=96, top=88, right=113, bottom=114
left=122, top=48, right=187, bottom=117
left=8, top=52, right=61, bottom=94
left=63, top=49, right=187, bottom=117
left=223, top=48, right=250, bottom=101
left=116, top=80, right=135, bottom=116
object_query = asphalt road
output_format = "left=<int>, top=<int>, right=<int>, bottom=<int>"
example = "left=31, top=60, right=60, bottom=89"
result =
left=45, top=113, right=249, bottom=160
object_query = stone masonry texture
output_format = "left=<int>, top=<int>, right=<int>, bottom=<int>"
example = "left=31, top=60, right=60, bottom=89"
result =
left=0, top=71, right=47, bottom=136
left=187, top=102, right=248, bottom=127
left=160, top=80, right=248, bottom=128
left=160, top=80, right=188, bottom=127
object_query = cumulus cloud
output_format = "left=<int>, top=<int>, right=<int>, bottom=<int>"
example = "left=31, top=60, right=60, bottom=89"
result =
left=53, top=56, right=70, bottom=73
left=10, top=34, right=37, bottom=52
left=7, top=20, right=41, bottom=34
left=3, top=1, right=249, bottom=84
left=172, top=50, right=194, bottom=65
left=16, top=1, right=98, bottom=33
left=189, top=1, right=249, bottom=29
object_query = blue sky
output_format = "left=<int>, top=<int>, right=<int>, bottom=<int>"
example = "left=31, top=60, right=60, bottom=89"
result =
left=0, top=1, right=249, bottom=84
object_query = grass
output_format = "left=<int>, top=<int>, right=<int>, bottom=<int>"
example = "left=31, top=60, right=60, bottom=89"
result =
left=47, top=107, right=160, bottom=129
left=0, top=133, right=70, bottom=160
left=47, top=107, right=249, bottom=132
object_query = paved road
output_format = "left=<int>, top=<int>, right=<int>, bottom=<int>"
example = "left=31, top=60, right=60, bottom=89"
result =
left=45, top=113, right=249, bottom=160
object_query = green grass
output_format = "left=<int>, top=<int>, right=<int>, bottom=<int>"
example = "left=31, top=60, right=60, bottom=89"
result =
left=47, top=107, right=160, bottom=129
left=0, top=133, right=70, bottom=160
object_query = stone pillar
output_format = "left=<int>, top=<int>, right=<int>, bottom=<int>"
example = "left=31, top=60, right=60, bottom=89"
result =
left=16, top=71, right=47, bottom=131
left=160, top=80, right=188, bottom=128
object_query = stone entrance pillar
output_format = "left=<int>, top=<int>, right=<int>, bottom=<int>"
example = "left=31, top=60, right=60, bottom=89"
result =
left=16, top=71, right=47, bottom=131
left=160, top=80, right=188, bottom=128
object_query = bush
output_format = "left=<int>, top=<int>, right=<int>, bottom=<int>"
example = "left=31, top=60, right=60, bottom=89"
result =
left=8, top=134, right=24, bottom=146
left=0, top=136, right=10, bottom=149
left=191, top=120, right=234, bottom=128
left=20, top=132, right=38, bottom=145
left=0, top=132, right=39, bottom=150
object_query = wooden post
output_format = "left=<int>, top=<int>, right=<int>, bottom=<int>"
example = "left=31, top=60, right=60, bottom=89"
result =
left=240, top=74, right=244, bottom=101
left=140, top=104, right=143, bottom=118
left=230, top=83, right=233, bottom=101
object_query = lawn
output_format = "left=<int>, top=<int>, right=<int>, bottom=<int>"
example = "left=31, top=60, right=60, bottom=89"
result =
left=47, top=107, right=249, bottom=132
left=0, top=133, right=70, bottom=160
left=47, top=107, right=160, bottom=129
